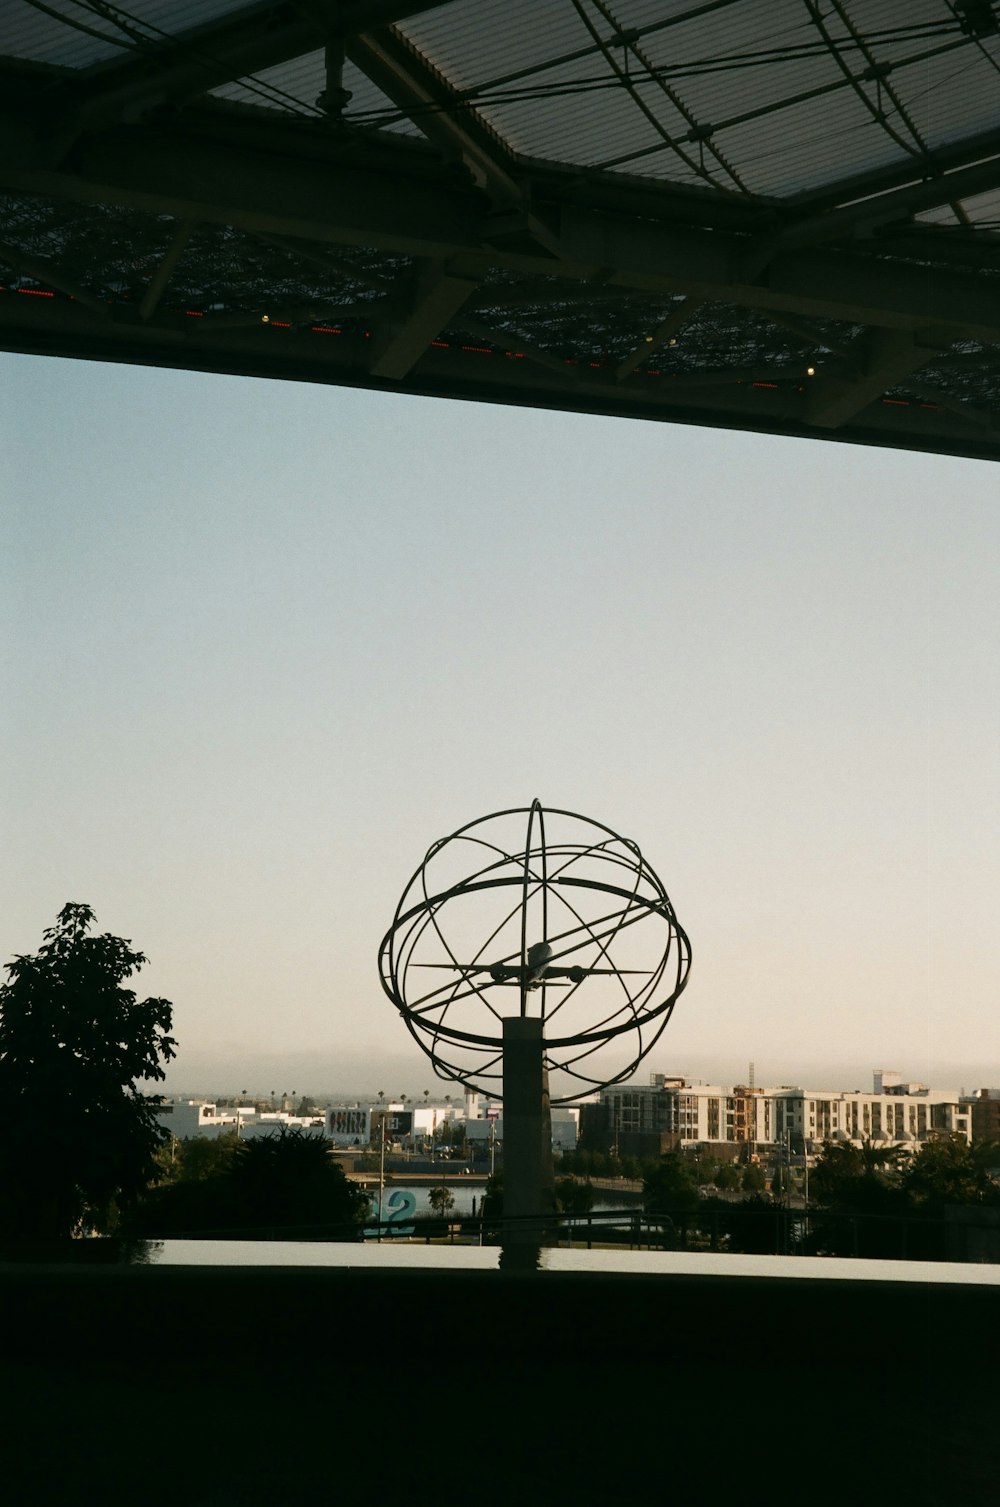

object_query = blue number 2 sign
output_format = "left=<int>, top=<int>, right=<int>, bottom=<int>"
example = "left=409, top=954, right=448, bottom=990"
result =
left=365, top=1186, right=417, bottom=1239
left=386, top=1188, right=417, bottom=1234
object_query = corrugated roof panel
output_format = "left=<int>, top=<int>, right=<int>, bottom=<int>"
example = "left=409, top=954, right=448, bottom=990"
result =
left=0, top=0, right=249, bottom=69
left=398, top=0, right=746, bottom=186
left=841, top=0, right=958, bottom=39
left=706, top=87, right=903, bottom=197
left=954, top=186, right=1000, bottom=228
left=400, top=0, right=645, bottom=169
left=602, top=0, right=991, bottom=191
left=589, top=48, right=847, bottom=183
left=210, top=52, right=422, bottom=135
left=635, top=0, right=827, bottom=106
left=473, top=60, right=691, bottom=174
left=339, top=66, right=432, bottom=137
left=1, top=2, right=122, bottom=67
left=400, top=0, right=592, bottom=96
left=211, top=48, right=324, bottom=117
left=339, top=62, right=427, bottom=137
left=527, top=0, right=932, bottom=193
left=795, top=0, right=998, bottom=156
left=890, top=44, right=1000, bottom=150
left=4, top=0, right=998, bottom=215
left=396, top=14, right=755, bottom=189
left=914, top=205, right=962, bottom=225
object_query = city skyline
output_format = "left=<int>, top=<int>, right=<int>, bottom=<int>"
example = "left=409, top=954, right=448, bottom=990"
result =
left=3, top=352, right=998, bottom=1095
left=158, top=1045, right=997, bottom=1104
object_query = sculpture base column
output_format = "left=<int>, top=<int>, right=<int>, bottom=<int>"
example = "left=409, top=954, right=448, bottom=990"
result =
left=502, top=1017, right=554, bottom=1249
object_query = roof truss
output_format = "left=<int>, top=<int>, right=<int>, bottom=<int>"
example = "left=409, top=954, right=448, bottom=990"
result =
left=1, top=0, right=999, bottom=460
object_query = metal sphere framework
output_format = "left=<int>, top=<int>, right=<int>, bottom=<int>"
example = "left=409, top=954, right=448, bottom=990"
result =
left=378, top=801, right=692, bottom=1105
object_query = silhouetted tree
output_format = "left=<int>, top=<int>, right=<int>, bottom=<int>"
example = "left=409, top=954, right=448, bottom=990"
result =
left=902, top=1134, right=1000, bottom=1213
left=741, top=1163, right=766, bottom=1194
left=0, top=903, right=176, bottom=1240
left=153, top=1131, right=240, bottom=1185
left=482, top=1168, right=504, bottom=1219
left=809, top=1138, right=906, bottom=1215
left=126, top=1126, right=369, bottom=1239
left=806, top=1138, right=912, bottom=1259
left=714, top=1161, right=741, bottom=1191
left=554, top=1176, right=595, bottom=1216
left=643, top=1153, right=700, bottom=1218
left=706, top=1193, right=783, bottom=1254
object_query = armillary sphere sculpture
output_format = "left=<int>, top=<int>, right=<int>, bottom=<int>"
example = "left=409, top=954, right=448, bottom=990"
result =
left=378, top=800, right=692, bottom=1244
left=378, top=799, right=692, bottom=1103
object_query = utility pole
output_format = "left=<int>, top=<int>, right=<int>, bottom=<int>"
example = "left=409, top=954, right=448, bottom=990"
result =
left=748, top=1060, right=756, bottom=1163
left=376, top=1108, right=387, bottom=1244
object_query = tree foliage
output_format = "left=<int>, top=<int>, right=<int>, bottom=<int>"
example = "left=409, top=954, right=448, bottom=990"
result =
left=155, top=1131, right=241, bottom=1185
left=428, top=1185, right=455, bottom=1217
left=700, top=1193, right=783, bottom=1254
left=808, top=1138, right=906, bottom=1216
left=481, top=1168, right=504, bottom=1220
left=805, top=1134, right=1000, bottom=1260
left=554, top=1176, right=595, bottom=1216
left=902, top=1135, right=1000, bottom=1212
left=126, top=1126, right=369, bottom=1239
left=642, top=1153, right=700, bottom=1217
left=0, top=903, right=176, bottom=1239
left=741, top=1163, right=766, bottom=1194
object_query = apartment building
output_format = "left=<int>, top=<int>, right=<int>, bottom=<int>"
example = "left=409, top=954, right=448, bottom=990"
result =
left=969, top=1088, right=1000, bottom=1143
left=600, top=1072, right=972, bottom=1155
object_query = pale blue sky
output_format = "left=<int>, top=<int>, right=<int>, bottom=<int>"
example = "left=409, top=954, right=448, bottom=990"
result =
left=2, top=352, right=997, bottom=1097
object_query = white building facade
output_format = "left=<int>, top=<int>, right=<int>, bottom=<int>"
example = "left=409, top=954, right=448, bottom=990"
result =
left=156, top=1100, right=326, bottom=1141
left=601, top=1072, right=972, bottom=1155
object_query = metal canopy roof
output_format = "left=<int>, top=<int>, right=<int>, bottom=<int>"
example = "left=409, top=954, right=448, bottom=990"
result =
left=3, top=0, right=1000, bottom=459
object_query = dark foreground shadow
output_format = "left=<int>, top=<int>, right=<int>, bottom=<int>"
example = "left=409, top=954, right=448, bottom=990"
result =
left=3, top=1250, right=999, bottom=1500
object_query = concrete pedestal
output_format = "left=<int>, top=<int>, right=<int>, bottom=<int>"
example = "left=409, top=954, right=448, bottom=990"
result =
left=502, top=1016, right=554, bottom=1245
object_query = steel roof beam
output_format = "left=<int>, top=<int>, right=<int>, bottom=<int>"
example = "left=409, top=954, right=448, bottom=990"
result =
left=138, top=218, right=195, bottom=320
left=72, top=6, right=316, bottom=128
left=616, top=298, right=704, bottom=381
left=556, top=207, right=1000, bottom=343
left=803, top=331, right=937, bottom=429
left=786, top=123, right=1000, bottom=215
left=369, top=260, right=479, bottom=379
left=5, top=108, right=1000, bottom=359
left=192, top=298, right=366, bottom=329
left=456, top=317, right=572, bottom=377
left=780, top=153, right=1000, bottom=250
left=347, top=28, right=517, bottom=194
left=64, top=0, right=453, bottom=131
left=0, top=114, right=483, bottom=256
left=345, top=26, right=562, bottom=254
left=4, top=289, right=996, bottom=462
left=0, top=235, right=110, bottom=315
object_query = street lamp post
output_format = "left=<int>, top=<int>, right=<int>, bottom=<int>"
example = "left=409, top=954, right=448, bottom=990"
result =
left=376, top=1104, right=387, bottom=1243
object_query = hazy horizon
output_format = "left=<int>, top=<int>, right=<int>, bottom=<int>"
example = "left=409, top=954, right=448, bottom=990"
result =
left=161, top=1046, right=996, bottom=1104
left=4, top=352, right=997, bottom=1098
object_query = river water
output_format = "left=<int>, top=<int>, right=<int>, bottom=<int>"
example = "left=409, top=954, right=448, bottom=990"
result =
left=368, top=1181, right=635, bottom=1220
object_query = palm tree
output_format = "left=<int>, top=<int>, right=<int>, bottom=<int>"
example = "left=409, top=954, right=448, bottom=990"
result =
left=859, top=1136, right=907, bottom=1175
